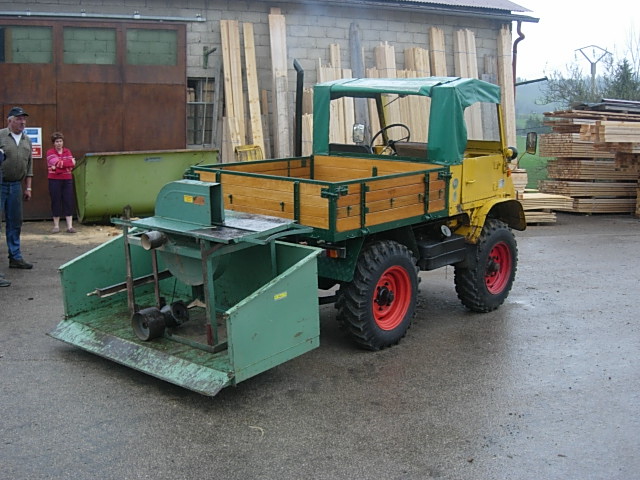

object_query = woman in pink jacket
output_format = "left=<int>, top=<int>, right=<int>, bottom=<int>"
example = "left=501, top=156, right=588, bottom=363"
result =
left=46, top=132, right=76, bottom=233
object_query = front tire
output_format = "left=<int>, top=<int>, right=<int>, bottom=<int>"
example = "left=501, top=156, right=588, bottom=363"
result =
left=454, top=219, right=518, bottom=312
left=336, top=240, right=419, bottom=350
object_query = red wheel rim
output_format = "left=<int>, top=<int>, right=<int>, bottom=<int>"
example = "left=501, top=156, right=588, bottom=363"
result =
left=373, top=266, right=412, bottom=330
left=485, top=241, right=512, bottom=294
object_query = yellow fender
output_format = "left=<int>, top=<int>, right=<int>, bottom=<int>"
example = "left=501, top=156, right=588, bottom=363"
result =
left=455, top=199, right=526, bottom=243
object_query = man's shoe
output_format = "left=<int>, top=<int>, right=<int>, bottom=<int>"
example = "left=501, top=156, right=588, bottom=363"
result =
left=0, top=278, right=10, bottom=287
left=9, top=258, right=33, bottom=269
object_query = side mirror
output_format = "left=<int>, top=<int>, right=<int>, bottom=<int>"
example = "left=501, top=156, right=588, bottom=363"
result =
left=352, top=123, right=365, bottom=144
left=525, top=132, right=538, bottom=155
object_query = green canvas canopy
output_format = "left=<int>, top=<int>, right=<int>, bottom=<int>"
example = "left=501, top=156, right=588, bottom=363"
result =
left=312, top=77, right=502, bottom=164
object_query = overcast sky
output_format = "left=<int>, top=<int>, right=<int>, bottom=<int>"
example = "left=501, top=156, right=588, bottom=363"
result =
left=513, top=0, right=637, bottom=79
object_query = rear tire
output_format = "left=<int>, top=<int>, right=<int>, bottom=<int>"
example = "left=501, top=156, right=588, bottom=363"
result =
left=336, top=240, right=418, bottom=350
left=454, top=219, right=517, bottom=312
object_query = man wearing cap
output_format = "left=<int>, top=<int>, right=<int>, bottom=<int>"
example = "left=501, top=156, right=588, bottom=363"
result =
left=0, top=145, right=9, bottom=286
left=0, top=106, right=34, bottom=270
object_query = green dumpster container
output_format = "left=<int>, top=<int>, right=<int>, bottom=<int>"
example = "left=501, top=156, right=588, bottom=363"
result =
left=73, top=149, right=218, bottom=223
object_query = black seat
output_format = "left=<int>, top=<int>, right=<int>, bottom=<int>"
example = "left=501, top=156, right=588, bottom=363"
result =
left=328, top=143, right=371, bottom=154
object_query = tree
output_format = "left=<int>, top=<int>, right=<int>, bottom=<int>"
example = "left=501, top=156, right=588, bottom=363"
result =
left=602, top=58, right=640, bottom=100
left=541, top=58, right=640, bottom=107
left=541, top=63, right=603, bottom=107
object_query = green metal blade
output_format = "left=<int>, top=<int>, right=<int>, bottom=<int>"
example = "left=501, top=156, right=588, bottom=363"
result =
left=49, top=320, right=233, bottom=396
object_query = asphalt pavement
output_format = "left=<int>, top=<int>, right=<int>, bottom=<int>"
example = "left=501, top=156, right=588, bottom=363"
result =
left=1, top=213, right=639, bottom=480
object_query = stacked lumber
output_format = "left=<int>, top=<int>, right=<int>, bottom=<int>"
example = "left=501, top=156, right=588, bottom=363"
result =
left=615, top=153, right=640, bottom=216
left=539, top=133, right=614, bottom=158
left=580, top=120, right=640, bottom=153
left=540, top=104, right=640, bottom=214
left=546, top=159, right=638, bottom=181
left=571, top=197, right=637, bottom=213
left=539, top=180, right=637, bottom=197
left=519, top=191, right=573, bottom=224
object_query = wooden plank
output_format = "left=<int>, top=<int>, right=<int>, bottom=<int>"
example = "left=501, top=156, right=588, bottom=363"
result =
left=269, top=9, right=291, bottom=157
left=365, top=67, right=382, bottom=143
left=453, top=29, right=482, bottom=140
left=365, top=204, right=425, bottom=225
left=313, top=155, right=439, bottom=172
left=429, top=27, right=447, bottom=76
left=339, top=183, right=427, bottom=205
left=497, top=25, right=516, bottom=146
left=374, top=42, right=402, bottom=127
left=273, top=73, right=291, bottom=157
left=405, top=47, right=430, bottom=76
left=206, top=158, right=307, bottom=173
left=243, top=22, right=265, bottom=156
left=302, top=113, right=313, bottom=156
left=222, top=116, right=242, bottom=163
left=349, top=22, right=370, bottom=137
left=219, top=20, right=246, bottom=146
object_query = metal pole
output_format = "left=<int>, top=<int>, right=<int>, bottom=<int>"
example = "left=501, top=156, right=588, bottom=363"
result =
left=575, top=45, right=611, bottom=96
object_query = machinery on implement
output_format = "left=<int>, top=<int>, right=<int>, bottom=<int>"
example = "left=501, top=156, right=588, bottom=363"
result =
left=50, top=77, right=528, bottom=396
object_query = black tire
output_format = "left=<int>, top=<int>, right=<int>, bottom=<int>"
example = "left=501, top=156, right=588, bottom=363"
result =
left=336, top=240, right=419, bottom=350
left=454, top=219, right=518, bottom=312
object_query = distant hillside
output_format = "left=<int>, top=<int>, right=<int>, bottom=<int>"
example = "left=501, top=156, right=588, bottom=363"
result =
left=515, top=79, right=562, bottom=115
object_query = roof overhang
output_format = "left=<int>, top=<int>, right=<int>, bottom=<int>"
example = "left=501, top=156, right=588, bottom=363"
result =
left=290, top=0, right=538, bottom=23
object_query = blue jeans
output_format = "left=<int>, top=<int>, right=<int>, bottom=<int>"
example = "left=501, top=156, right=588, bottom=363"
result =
left=1, top=181, right=24, bottom=260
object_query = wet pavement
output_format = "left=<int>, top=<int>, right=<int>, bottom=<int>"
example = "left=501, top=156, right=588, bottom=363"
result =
left=1, top=213, right=639, bottom=480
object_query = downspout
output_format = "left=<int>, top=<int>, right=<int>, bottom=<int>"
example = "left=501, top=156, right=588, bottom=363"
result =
left=512, top=21, right=525, bottom=96
left=293, top=59, right=304, bottom=157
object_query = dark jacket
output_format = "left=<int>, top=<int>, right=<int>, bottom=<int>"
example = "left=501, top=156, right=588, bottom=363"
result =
left=0, top=128, right=33, bottom=182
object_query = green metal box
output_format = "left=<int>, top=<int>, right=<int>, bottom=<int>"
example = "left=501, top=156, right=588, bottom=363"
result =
left=73, top=149, right=218, bottom=223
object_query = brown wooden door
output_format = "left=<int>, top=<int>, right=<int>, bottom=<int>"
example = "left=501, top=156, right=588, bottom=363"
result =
left=0, top=19, right=186, bottom=220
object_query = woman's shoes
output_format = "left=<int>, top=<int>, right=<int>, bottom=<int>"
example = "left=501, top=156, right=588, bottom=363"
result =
left=51, top=226, right=76, bottom=233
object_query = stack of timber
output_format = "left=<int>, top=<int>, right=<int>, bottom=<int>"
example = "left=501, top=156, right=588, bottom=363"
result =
left=540, top=102, right=640, bottom=214
left=615, top=153, right=640, bottom=216
left=519, top=191, right=573, bottom=224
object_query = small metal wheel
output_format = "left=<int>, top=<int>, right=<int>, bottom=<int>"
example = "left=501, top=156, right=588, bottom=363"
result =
left=161, top=301, right=190, bottom=327
left=132, top=307, right=166, bottom=341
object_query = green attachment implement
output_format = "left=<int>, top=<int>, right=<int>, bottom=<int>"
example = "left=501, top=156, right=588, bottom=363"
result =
left=50, top=180, right=322, bottom=396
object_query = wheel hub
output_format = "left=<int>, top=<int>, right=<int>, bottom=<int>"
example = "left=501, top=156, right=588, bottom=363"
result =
left=487, top=258, right=499, bottom=275
left=376, top=285, right=395, bottom=307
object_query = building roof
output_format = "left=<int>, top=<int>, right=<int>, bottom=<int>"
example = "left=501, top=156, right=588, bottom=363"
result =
left=315, top=0, right=537, bottom=22
left=393, top=0, right=529, bottom=12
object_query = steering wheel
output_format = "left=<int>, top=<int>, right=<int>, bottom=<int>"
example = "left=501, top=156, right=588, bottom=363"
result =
left=369, top=123, right=411, bottom=155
